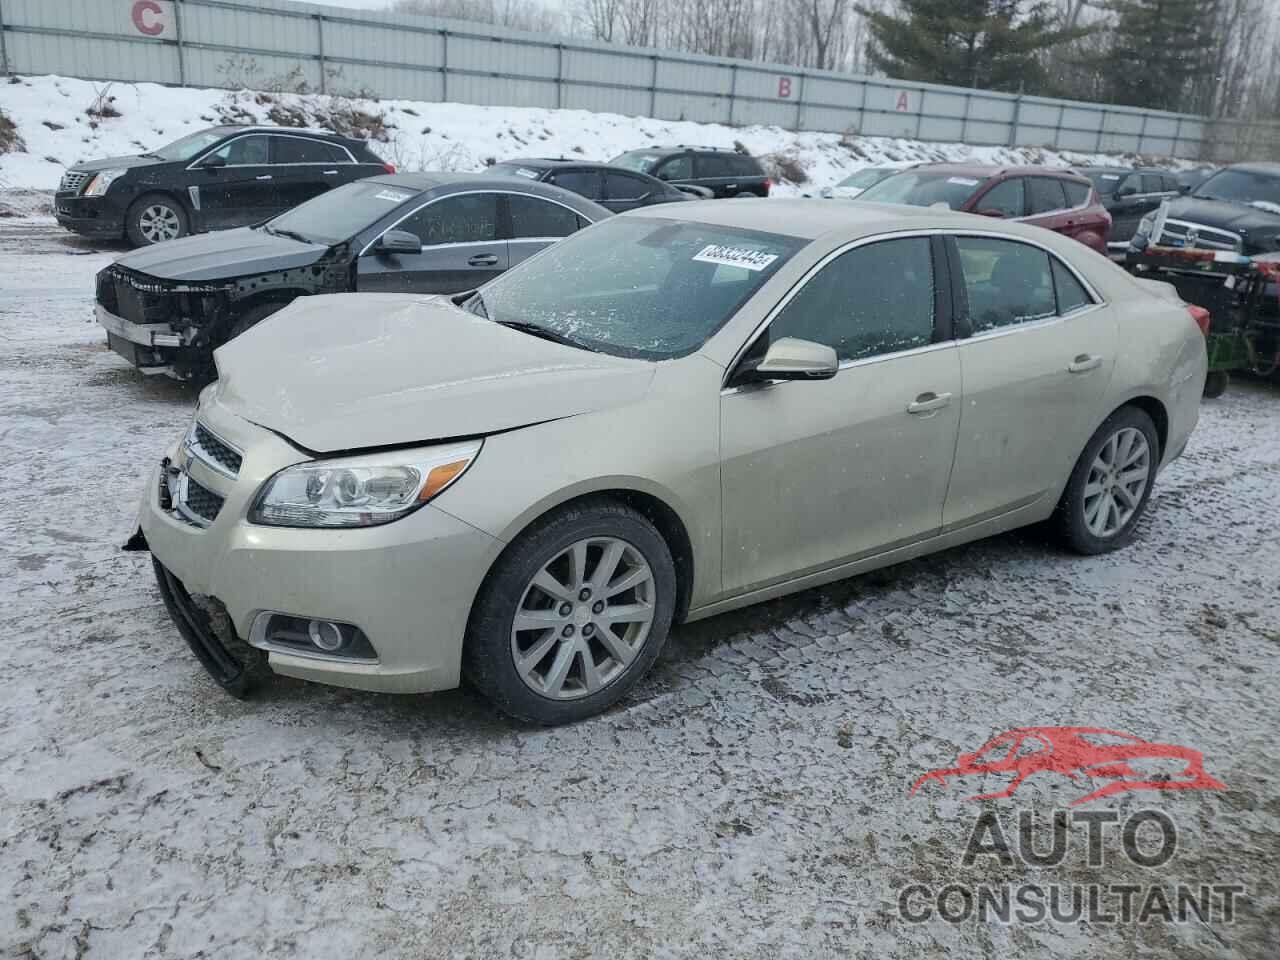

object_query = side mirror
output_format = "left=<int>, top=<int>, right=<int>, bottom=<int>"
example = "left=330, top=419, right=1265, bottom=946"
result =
left=975, top=208, right=1007, bottom=218
left=373, top=229, right=422, bottom=256
left=200, top=154, right=227, bottom=169
left=819, top=186, right=834, bottom=198
left=1117, top=185, right=1137, bottom=198
left=1179, top=183, right=1192, bottom=194
left=735, top=337, right=838, bottom=385
left=656, top=170, right=672, bottom=181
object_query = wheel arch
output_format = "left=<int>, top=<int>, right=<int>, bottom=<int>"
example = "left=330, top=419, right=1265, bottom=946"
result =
left=1112, top=393, right=1169, bottom=460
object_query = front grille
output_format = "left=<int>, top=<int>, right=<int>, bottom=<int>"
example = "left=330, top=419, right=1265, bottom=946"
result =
left=59, top=171, right=90, bottom=193
left=97, top=266, right=177, bottom=325
left=191, top=423, right=243, bottom=476
left=1158, top=219, right=1241, bottom=253
left=182, top=476, right=225, bottom=525
left=95, top=270, right=119, bottom=313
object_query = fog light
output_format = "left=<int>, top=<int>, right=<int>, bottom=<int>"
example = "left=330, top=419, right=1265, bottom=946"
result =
left=308, top=619, right=345, bottom=652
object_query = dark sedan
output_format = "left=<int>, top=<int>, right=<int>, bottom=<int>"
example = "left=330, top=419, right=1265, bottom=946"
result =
left=484, top=159, right=693, bottom=212
left=1077, top=167, right=1181, bottom=252
left=95, top=174, right=607, bottom=379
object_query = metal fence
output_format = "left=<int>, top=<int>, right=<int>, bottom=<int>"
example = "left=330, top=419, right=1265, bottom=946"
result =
left=1, top=0, right=1274, bottom=161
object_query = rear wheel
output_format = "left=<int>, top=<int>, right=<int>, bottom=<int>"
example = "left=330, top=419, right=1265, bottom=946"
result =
left=126, top=194, right=188, bottom=246
left=1053, top=406, right=1160, bottom=555
left=464, top=498, right=676, bottom=724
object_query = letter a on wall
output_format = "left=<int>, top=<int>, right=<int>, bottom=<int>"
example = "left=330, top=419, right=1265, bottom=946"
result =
left=895, top=91, right=910, bottom=112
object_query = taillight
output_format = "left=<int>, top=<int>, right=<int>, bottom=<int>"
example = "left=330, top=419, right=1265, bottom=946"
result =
left=1187, top=304, right=1211, bottom=335
left=382, top=163, right=397, bottom=174
left=764, top=179, right=772, bottom=195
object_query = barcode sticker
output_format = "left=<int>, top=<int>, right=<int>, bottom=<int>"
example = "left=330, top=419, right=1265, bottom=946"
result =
left=692, top=244, right=779, bottom=272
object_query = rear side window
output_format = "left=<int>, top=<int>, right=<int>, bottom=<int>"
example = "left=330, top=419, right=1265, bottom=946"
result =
left=604, top=172, right=650, bottom=200
left=977, top=178, right=1024, bottom=217
left=1027, top=178, right=1068, bottom=214
left=956, top=237, right=1056, bottom=332
left=549, top=170, right=603, bottom=200
left=1063, top=180, right=1089, bottom=207
left=1051, top=259, right=1093, bottom=314
left=273, top=137, right=346, bottom=164
left=1141, top=174, right=1166, bottom=194
left=1162, top=175, right=1181, bottom=192
left=655, top=155, right=692, bottom=180
left=507, top=195, right=582, bottom=239
left=695, top=154, right=735, bottom=178
left=767, top=237, right=935, bottom=362
left=730, top=155, right=762, bottom=177
left=398, top=193, right=499, bottom=245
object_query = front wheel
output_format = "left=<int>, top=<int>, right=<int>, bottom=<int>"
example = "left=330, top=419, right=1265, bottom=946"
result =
left=126, top=194, right=189, bottom=246
left=464, top=498, right=676, bottom=725
left=1053, top=406, right=1160, bottom=555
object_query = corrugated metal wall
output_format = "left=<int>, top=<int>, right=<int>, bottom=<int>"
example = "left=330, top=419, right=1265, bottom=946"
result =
left=1, top=0, right=1271, bottom=161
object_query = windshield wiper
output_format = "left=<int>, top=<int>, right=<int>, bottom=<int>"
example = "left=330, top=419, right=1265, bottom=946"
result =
left=495, top=320, right=590, bottom=351
left=263, top=225, right=312, bottom=243
left=139, top=152, right=164, bottom=160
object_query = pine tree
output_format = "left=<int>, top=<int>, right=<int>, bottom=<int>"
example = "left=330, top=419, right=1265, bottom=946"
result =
left=860, top=0, right=1089, bottom=95
left=1102, top=0, right=1220, bottom=112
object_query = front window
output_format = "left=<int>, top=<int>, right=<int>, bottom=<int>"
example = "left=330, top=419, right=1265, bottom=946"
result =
left=208, top=134, right=270, bottom=165
left=1084, top=171, right=1125, bottom=196
left=398, top=194, right=499, bottom=245
left=469, top=217, right=805, bottom=359
left=150, top=128, right=235, bottom=161
left=858, top=171, right=989, bottom=209
left=611, top=151, right=661, bottom=173
left=265, top=180, right=419, bottom=245
left=1194, top=168, right=1280, bottom=209
left=837, top=168, right=890, bottom=189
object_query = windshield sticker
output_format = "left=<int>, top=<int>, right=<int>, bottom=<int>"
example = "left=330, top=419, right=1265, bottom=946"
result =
left=514, top=167, right=540, bottom=179
left=947, top=177, right=980, bottom=186
left=692, top=244, right=779, bottom=272
left=374, top=189, right=413, bottom=203
left=1101, top=174, right=1122, bottom=180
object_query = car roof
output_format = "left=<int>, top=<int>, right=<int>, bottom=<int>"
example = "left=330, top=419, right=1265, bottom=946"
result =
left=362, top=172, right=611, bottom=215
left=912, top=162, right=1090, bottom=182
left=617, top=145, right=744, bottom=156
left=1229, top=162, right=1280, bottom=176
left=212, top=124, right=365, bottom=145
left=632, top=197, right=1009, bottom=240
left=495, top=158, right=658, bottom=174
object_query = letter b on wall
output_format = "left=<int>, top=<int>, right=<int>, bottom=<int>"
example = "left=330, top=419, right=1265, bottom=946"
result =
left=777, top=77, right=793, bottom=99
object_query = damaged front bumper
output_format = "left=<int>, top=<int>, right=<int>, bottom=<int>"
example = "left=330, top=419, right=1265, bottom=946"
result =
left=96, top=303, right=196, bottom=377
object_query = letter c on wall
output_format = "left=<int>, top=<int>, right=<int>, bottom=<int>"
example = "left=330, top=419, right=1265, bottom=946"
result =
left=132, top=0, right=166, bottom=37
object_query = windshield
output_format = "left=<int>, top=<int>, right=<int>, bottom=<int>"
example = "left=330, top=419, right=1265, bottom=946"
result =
left=1194, top=168, right=1280, bottom=208
left=266, top=180, right=419, bottom=245
left=1084, top=171, right=1125, bottom=196
left=611, top=151, right=661, bottom=173
left=472, top=216, right=804, bottom=359
left=857, top=171, right=989, bottom=209
left=150, top=128, right=237, bottom=162
left=486, top=163, right=544, bottom=180
left=837, top=168, right=890, bottom=189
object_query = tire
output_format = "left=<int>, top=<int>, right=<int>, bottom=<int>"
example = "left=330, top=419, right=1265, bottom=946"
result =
left=226, top=300, right=291, bottom=342
left=1202, top=370, right=1229, bottom=399
left=1053, top=406, right=1160, bottom=555
left=125, top=193, right=189, bottom=246
left=464, top=497, right=677, bottom=725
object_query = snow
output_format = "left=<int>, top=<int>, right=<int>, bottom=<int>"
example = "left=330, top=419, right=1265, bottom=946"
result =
left=0, top=74, right=1192, bottom=197
left=1, top=214, right=1279, bottom=958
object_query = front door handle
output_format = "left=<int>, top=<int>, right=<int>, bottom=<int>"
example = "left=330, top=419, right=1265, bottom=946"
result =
left=1068, top=354, right=1103, bottom=373
left=255, top=175, right=273, bottom=181
left=467, top=254, right=499, bottom=267
left=907, top=391, right=953, bottom=415
left=322, top=169, right=338, bottom=175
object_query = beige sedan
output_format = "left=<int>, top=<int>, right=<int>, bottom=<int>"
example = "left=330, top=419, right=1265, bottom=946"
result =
left=134, top=200, right=1207, bottom=724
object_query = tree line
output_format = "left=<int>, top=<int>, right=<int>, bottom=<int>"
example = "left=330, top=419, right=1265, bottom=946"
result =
left=391, top=0, right=1279, bottom=123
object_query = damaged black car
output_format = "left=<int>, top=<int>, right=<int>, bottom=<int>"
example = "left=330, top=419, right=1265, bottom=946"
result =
left=94, top=173, right=608, bottom=379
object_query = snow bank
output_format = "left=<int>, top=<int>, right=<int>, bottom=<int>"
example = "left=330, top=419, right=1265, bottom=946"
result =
left=0, top=73, right=1189, bottom=196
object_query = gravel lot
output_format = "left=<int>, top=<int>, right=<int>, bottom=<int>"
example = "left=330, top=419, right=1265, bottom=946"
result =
left=1, top=213, right=1277, bottom=960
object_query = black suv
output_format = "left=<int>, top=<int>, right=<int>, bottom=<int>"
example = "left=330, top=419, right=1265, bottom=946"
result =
left=55, top=125, right=391, bottom=246
left=611, top=146, right=771, bottom=198
left=1130, top=162, right=1280, bottom=256
left=1077, top=167, right=1181, bottom=251
left=483, top=159, right=692, bottom=212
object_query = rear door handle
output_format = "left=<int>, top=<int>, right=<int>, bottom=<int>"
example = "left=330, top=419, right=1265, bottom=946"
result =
left=1068, top=354, right=1103, bottom=373
left=907, top=391, right=952, bottom=415
left=467, top=254, right=499, bottom=266
left=322, top=169, right=338, bottom=175
left=255, top=175, right=273, bottom=181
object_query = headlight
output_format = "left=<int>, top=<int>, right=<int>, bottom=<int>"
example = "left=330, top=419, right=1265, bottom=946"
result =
left=83, top=168, right=128, bottom=196
left=249, top=440, right=482, bottom=528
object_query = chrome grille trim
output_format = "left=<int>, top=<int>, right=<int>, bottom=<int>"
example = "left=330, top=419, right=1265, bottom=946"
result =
left=59, top=171, right=90, bottom=193
left=187, top=422, right=244, bottom=478
left=1157, top=219, right=1242, bottom=253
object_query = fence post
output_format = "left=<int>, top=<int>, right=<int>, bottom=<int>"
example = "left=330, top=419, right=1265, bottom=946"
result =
left=1008, top=94, right=1022, bottom=147
left=649, top=55, right=658, bottom=118
left=795, top=71, right=805, bottom=130
left=959, top=92, right=970, bottom=142
left=555, top=43, right=563, bottom=109
left=914, top=87, right=924, bottom=138
left=1055, top=104, right=1065, bottom=150
left=441, top=30, right=449, bottom=103
left=1136, top=111, right=1147, bottom=154
left=173, top=0, right=186, bottom=86
left=316, top=14, right=326, bottom=94
left=728, top=63, right=737, bottom=126
left=1171, top=116, right=1182, bottom=159
left=1095, top=109, right=1106, bottom=152
left=0, top=0, right=10, bottom=78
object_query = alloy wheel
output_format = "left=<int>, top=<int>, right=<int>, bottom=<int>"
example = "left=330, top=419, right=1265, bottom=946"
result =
left=510, top=536, right=656, bottom=700
left=138, top=204, right=182, bottom=243
left=1083, top=427, right=1151, bottom=538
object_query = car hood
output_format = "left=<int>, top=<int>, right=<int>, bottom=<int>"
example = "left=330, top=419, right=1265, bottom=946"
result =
left=69, top=154, right=165, bottom=173
left=211, top=293, right=656, bottom=453
left=114, top=227, right=329, bottom=282
left=1168, top=197, right=1280, bottom=234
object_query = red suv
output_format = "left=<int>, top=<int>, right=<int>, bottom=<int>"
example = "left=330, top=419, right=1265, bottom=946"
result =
left=856, top=164, right=1112, bottom=254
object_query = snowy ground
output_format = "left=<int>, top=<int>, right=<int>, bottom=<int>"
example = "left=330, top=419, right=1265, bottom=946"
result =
left=0, top=74, right=1193, bottom=197
left=1, top=215, right=1279, bottom=960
